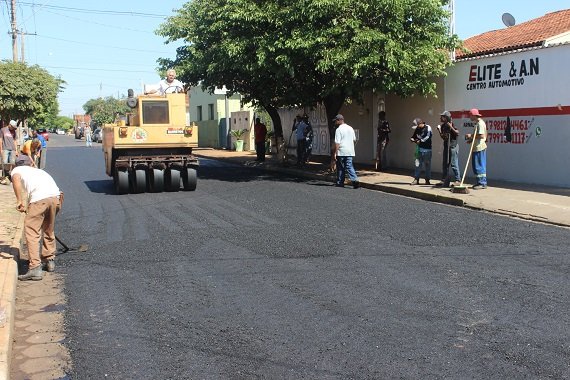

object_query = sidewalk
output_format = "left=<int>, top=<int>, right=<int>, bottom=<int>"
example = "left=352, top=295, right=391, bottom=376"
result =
left=0, top=181, right=24, bottom=379
left=194, top=148, right=570, bottom=228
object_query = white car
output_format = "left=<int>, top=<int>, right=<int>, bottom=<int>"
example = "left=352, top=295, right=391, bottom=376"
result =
left=56, top=129, right=65, bottom=135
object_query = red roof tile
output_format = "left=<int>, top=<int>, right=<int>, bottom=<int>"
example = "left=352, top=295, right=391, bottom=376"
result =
left=457, top=9, right=570, bottom=59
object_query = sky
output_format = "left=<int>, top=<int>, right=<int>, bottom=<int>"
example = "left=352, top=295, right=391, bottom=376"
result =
left=0, top=1, right=568, bottom=118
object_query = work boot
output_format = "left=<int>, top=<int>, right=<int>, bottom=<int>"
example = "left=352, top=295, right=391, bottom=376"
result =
left=18, top=266, right=43, bottom=281
left=43, top=260, right=55, bottom=272
left=425, top=179, right=431, bottom=185
left=352, top=181, right=360, bottom=189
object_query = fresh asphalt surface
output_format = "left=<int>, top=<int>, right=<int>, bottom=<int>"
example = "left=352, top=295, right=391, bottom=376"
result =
left=46, top=135, right=570, bottom=379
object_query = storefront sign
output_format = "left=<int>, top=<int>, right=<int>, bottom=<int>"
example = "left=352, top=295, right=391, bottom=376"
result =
left=466, top=58, right=539, bottom=91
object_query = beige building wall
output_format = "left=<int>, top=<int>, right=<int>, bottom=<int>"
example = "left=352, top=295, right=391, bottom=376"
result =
left=380, top=78, right=446, bottom=174
left=188, top=87, right=246, bottom=148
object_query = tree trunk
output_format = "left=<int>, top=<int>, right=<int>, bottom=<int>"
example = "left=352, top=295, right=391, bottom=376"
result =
left=263, top=104, right=287, bottom=163
left=264, top=104, right=283, bottom=140
left=323, top=93, right=346, bottom=154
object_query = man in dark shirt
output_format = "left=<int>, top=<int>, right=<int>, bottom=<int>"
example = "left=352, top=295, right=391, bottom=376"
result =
left=436, top=111, right=461, bottom=187
left=253, top=118, right=267, bottom=161
left=376, top=111, right=391, bottom=171
left=410, top=118, right=432, bottom=185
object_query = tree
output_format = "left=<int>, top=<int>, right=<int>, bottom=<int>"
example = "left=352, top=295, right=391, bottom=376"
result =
left=157, top=0, right=458, bottom=148
left=0, top=60, right=64, bottom=126
left=83, top=96, right=130, bottom=127
left=54, top=116, right=74, bottom=131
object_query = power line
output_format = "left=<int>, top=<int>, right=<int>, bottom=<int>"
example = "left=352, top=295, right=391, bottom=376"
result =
left=19, top=2, right=169, bottom=18
left=37, top=34, right=172, bottom=54
left=42, top=9, right=154, bottom=34
left=43, top=65, right=155, bottom=73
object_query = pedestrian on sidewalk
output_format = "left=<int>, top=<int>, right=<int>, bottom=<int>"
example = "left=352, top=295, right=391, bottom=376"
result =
left=466, top=108, right=488, bottom=189
left=333, top=114, right=359, bottom=189
left=11, top=155, right=62, bottom=281
left=253, top=117, right=267, bottom=161
left=84, top=124, right=93, bottom=147
left=31, top=129, right=47, bottom=169
left=410, top=118, right=432, bottom=185
left=375, top=111, right=391, bottom=171
left=435, top=111, right=461, bottom=187
left=302, top=114, right=313, bottom=164
left=293, top=114, right=309, bottom=166
left=0, top=120, right=18, bottom=184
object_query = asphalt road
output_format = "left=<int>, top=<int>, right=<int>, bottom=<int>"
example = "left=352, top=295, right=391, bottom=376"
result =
left=46, top=135, right=570, bottom=379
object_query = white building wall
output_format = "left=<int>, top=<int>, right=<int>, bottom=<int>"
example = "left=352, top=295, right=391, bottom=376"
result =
left=445, top=44, right=570, bottom=187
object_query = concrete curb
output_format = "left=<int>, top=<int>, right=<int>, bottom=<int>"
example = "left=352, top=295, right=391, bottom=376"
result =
left=0, top=211, right=24, bottom=380
left=203, top=155, right=468, bottom=209
left=196, top=153, right=570, bottom=228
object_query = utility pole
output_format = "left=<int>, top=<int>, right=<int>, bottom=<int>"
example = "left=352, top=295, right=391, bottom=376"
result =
left=20, top=31, right=25, bottom=62
left=449, top=0, right=456, bottom=60
left=11, top=0, right=18, bottom=62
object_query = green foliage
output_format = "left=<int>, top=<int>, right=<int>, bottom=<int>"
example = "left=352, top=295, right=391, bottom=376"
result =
left=54, top=116, right=74, bottom=131
left=157, top=0, right=459, bottom=138
left=0, top=60, right=64, bottom=125
left=83, top=96, right=130, bottom=127
left=229, top=128, right=248, bottom=140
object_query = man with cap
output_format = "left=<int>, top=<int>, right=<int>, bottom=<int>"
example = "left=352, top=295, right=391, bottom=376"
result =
left=11, top=155, right=62, bottom=280
left=1, top=120, right=19, bottom=184
left=293, top=114, right=309, bottom=166
left=410, top=118, right=433, bottom=185
left=436, top=111, right=461, bottom=187
left=465, top=108, right=487, bottom=189
left=332, top=114, right=359, bottom=188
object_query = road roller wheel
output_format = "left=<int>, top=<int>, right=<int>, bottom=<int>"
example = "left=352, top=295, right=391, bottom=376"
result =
left=182, top=167, right=197, bottom=191
left=114, top=169, right=129, bottom=194
left=165, top=168, right=181, bottom=192
left=149, top=168, right=164, bottom=193
left=130, top=169, right=147, bottom=193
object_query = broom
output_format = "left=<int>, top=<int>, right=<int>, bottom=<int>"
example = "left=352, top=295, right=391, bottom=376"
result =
left=451, top=129, right=478, bottom=194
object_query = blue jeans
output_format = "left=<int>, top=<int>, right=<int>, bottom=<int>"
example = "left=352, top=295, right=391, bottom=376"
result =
left=414, top=148, right=432, bottom=180
left=2, top=149, right=16, bottom=164
left=472, top=149, right=487, bottom=185
left=336, top=156, right=358, bottom=185
left=450, top=143, right=460, bottom=181
left=86, top=134, right=92, bottom=147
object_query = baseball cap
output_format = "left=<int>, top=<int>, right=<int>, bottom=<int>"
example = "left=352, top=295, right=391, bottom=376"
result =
left=440, top=111, right=451, bottom=118
left=411, top=118, right=423, bottom=129
left=469, top=108, right=482, bottom=117
left=332, top=114, right=344, bottom=121
left=9, top=120, right=17, bottom=127
left=15, top=154, right=33, bottom=167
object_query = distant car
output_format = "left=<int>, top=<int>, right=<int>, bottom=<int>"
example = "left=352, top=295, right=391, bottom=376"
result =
left=36, top=128, right=49, bottom=141
left=56, top=129, right=66, bottom=135
left=92, top=128, right=102, bottom=143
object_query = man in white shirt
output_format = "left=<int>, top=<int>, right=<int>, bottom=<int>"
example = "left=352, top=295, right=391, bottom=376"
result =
left=11, top=155, right=61, bottom=280
left=332, top=114, right=359, bottom=189
left=145, top=69, right=184, bottom=95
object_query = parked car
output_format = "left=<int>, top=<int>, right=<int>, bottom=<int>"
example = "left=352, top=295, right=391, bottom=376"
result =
left=56, top=129, right=66, bottom=135
left=36, top=128, right=49, bottom=141
left=92, top=128, right=102, bottom=143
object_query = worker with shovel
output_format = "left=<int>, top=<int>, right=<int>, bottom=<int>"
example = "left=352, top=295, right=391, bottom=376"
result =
left=465, top=108, right=488, bottom=189
left=10, top=155, right=62, bottom=281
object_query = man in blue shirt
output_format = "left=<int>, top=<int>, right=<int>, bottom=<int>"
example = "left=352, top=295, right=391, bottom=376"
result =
left=32, top=130, right=47, bottom=169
